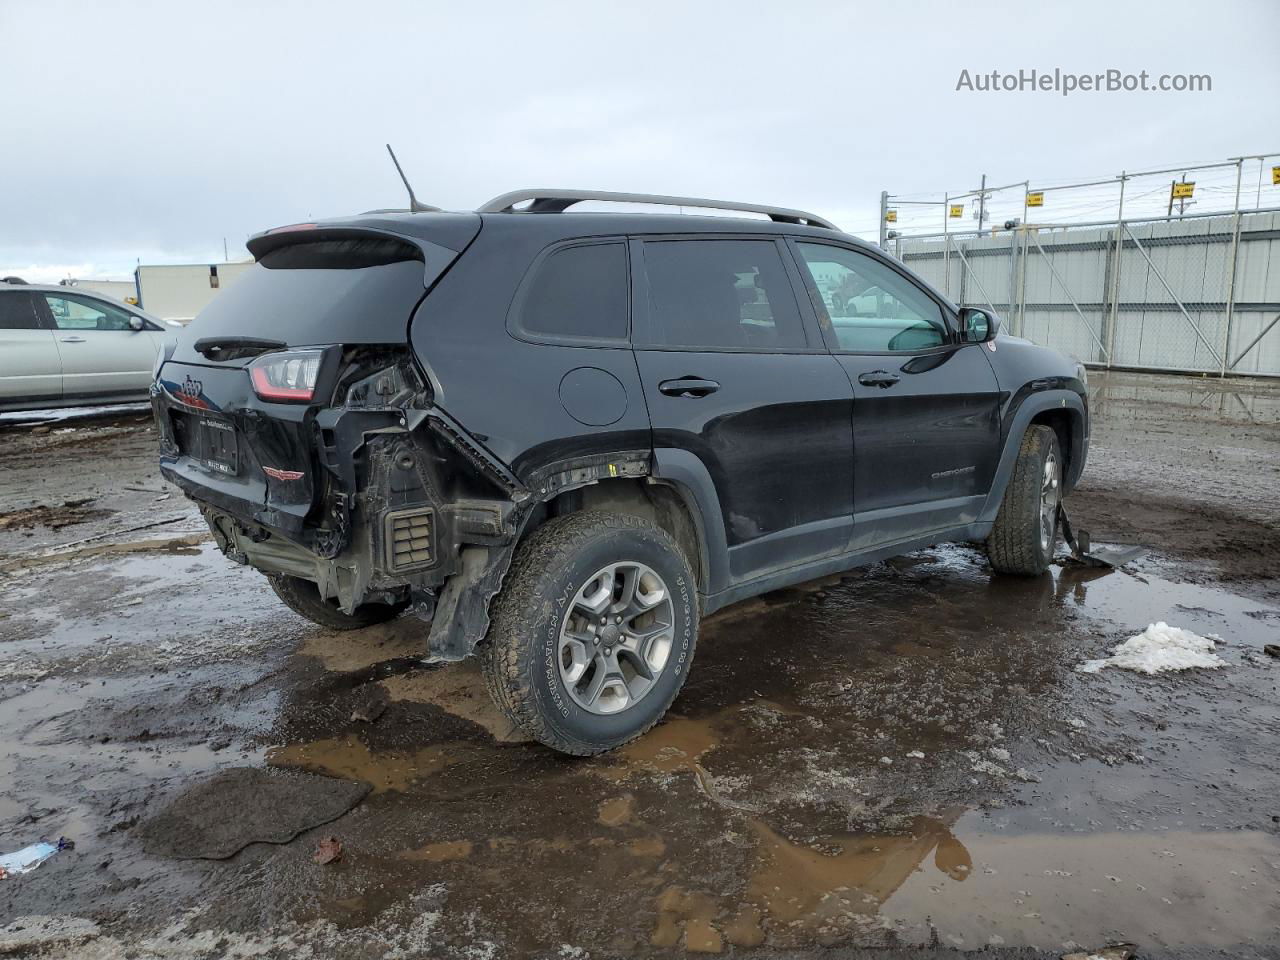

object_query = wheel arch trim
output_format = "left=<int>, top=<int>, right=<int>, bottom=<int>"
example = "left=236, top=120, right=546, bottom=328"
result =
left=650, top=447, right=729, bottom=596
left=980, top=389, right=1086, bottom=525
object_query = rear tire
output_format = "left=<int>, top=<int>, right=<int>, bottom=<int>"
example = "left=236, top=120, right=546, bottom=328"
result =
left=268, top=574, right=407, bottom=630
left=987, top=424, right=1062, bottom=576
left=482, top=511, right=698, bottom=756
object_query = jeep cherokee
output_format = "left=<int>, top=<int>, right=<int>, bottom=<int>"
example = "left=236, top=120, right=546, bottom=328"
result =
left=152, top=189, right=1088, bottom=755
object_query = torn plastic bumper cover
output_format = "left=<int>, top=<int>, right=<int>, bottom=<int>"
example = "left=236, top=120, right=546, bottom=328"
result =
left=178, top=377, right=651, bottom=662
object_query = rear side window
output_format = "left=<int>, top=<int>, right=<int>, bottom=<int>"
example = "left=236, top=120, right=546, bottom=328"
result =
left=516, top=243, right=629, bottom=342
left=42, top=293, right=137, bottom=331
left=641, top=239, right=806, bottom=350
left=0, top=291, right=43, bottom=330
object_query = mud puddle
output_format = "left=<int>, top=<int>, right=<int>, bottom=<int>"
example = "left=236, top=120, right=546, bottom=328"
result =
left=210, top=546, right=1279, bottom=953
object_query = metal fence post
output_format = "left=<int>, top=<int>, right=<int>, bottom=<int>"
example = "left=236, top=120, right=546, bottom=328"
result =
left=1105, top=172, right=1127, bottom=369
left=942, top=195, right=950, bottom=299
left=1007, top=228, right=1018, bottom=327
left=1220, top=159, right=1244, bottom=376
left=1016, top=228, right=1029, bottom=336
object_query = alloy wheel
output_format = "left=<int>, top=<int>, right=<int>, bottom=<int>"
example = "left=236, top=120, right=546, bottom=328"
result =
left=557, top=561, right=675, bottom=715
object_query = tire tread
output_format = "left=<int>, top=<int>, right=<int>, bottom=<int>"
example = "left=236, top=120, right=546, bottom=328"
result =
left=481, top=511, right=696, bottom=756
left=987, top=425, right=1059, bottom=576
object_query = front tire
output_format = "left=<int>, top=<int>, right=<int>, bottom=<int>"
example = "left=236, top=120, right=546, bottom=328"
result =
left=482, top=512, right=698, bottom=756
left=268, top=574, right=407, bottom=630
left=987, top=424, right=1062, bottom=576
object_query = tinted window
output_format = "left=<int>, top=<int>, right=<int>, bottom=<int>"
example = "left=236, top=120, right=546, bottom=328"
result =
left=797, top=243, right=947, bottom=352
left=518, top=243, right=629, bottom=341
left=642, top=239, right=805, bottom=350
left=43, top=293, right=138, bottom=332
left=171, top=259, right=427, bottom=364
left=0, top=291, right=43, bottom=330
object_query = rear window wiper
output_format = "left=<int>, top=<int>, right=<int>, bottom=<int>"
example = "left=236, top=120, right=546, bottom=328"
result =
left=193, top=337, right=287, bottom=361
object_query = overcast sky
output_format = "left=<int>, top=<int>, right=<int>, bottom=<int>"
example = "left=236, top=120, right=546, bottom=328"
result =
left=2, top=0, right=1277, bottom=280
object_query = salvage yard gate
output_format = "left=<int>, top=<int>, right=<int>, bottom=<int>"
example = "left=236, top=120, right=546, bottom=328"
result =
left=890, top=209, right=1280, bottom=377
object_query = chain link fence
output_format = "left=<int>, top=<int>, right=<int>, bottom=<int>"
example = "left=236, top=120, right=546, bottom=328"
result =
left=891, top=209, right=1280, bottom=377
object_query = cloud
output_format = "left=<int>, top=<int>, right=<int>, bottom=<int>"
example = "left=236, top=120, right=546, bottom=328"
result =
left=1, top=0, right=1277, bottom=275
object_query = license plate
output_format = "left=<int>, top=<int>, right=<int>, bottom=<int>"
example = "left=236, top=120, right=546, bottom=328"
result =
left=174, top=413, right=239, bottom=475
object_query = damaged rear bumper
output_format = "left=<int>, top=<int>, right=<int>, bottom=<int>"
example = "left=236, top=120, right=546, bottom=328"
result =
left=152, top=359, right=537, bottom=661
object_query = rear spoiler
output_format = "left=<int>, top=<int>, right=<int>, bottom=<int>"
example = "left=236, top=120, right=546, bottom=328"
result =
left=246, top=215, right=482, bottom=288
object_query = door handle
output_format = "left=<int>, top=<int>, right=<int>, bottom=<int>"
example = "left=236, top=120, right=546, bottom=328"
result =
left=857, top=370, right=900, bottom=388
left=658, top=377, right=720, bottom=398
left=60, top=336, right=87, bottom=343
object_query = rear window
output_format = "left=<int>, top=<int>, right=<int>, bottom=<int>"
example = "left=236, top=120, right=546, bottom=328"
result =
left=0, top=291, right=43, bottom=330
left=171, top=240, right=430, bottom=361
left=514, top=243, right=629, bottom=342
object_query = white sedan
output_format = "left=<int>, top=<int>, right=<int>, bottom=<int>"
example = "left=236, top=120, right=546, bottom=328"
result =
left=0, top=280, right=180, bottom=412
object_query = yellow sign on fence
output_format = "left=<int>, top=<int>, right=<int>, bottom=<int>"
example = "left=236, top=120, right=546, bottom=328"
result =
left=1171, top=181, right=1195, bottom=199
left=884, top=210, right=897, bottom=223
left=1272, top=166, right=1280, bottom=185
left=1026, top=191, right=1044, bottom=207
left=949, top=204, right=965, bottom=218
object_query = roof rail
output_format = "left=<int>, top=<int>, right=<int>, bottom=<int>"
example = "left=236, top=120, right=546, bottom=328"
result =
left=477, top=189, right=837, bottom=230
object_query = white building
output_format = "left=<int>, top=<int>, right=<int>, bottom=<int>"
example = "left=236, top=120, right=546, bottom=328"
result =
left=134, top=261, right=255, bottom=324
left=62, top=278, right=138, bottom=302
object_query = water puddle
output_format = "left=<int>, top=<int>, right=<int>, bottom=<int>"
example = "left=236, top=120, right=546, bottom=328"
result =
left=1057, top=562, right=1279, bottom=649
left=883, top=818, right=1280, bottom=950
left=296, top=623, right=428, bottom=674
left=266, top=735, right=455, bottom=793
left=636, top=809, right=1280, bottom=951
left=378, top=660, right=524, bottom=743
left=643, top=812, right=971, bottom=950
left=597, top=793, right=635, bottom=826
left=400, top=839, right=474, bottom=862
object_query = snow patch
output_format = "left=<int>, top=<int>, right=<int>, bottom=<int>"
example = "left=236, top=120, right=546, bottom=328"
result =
left=1078, top=622, right=1226, bottom=675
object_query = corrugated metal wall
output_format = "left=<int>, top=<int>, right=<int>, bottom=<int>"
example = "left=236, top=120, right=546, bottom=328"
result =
left=896, top=211, right=1280, bottom=377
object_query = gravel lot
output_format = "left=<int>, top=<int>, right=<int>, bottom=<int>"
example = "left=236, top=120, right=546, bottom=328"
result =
left=0, top=372, right=1277, bottom=959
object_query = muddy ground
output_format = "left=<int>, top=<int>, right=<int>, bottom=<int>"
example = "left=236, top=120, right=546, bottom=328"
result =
left=0, top=373, right=1277, bottom=959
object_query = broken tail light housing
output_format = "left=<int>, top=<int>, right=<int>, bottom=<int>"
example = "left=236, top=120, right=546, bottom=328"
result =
left=248, top=349, right=324, bottom=403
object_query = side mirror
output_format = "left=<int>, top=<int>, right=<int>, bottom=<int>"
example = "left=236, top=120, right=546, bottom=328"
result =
left=129, top=315, right=145, bottom=332
left=958, top=307, right=997, bottom=343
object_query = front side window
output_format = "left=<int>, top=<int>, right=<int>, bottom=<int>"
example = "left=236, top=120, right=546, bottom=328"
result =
left=517, top=242, right=629, bottom=341
left=796, top=243, right=948, bottom=353
left=0, top=292, right=43, bottom=330
left=42, top=293, right=138, bottom=332
left=641, top=239, right=806, bottom=350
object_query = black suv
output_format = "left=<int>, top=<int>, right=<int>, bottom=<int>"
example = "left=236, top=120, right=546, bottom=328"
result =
left=153, top=189, right=1088, bottom=755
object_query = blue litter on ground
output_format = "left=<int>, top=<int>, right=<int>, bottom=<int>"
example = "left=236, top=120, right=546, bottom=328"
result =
left=0, top=842, right=60, bottom=877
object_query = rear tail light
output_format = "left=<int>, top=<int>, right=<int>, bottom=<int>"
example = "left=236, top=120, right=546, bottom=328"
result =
left=248, top=349, right=323, bottom=403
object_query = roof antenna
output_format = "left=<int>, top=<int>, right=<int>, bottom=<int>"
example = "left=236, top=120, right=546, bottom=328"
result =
left=385, top=144, right=439, bottom=213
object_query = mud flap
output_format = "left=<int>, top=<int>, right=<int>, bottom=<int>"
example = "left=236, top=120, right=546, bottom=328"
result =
left=1057, top=503, right=1147, bottom=568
